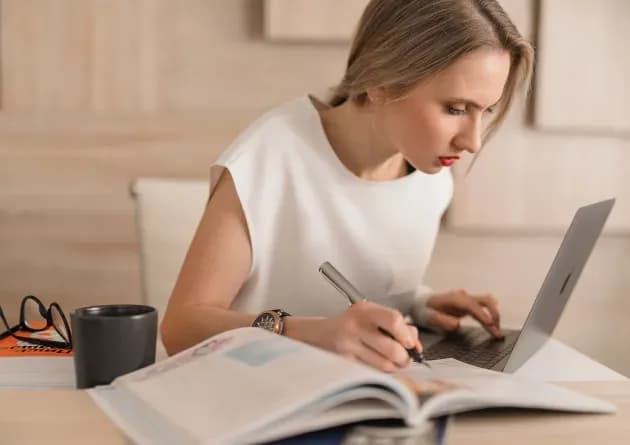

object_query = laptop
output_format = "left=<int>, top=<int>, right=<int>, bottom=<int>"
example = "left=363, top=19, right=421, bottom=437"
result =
left=422, top=198, right=616, bottom=372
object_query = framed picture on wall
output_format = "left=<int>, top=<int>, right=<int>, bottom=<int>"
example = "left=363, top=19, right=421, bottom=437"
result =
left=535, top=0, right=630, bottom=134
left=263, top=0, right=368, bottom=42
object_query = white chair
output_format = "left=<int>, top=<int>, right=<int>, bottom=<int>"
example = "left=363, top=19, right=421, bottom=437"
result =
left=130, top=178, right=209, bottom=357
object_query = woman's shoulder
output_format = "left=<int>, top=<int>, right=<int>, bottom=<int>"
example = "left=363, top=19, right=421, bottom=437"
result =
left=216, top=95, right=320, bottom=165
left=242, top=96, right=315, bottom=142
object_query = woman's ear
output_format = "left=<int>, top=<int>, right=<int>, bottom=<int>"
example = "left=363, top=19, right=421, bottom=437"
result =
left=366, top=87, right=387, bottom=106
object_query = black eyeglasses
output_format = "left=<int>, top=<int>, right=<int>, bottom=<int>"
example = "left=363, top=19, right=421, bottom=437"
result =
left=0, top=295, right=72, bottom=350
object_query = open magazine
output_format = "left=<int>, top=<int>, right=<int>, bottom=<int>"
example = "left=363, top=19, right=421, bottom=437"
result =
left=89, top=327, right=615, bottom=444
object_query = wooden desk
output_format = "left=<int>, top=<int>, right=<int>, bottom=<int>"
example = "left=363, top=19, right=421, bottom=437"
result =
left=1, top=381, right=629, bottom=444
left=0, top=389, right=129, bottom=445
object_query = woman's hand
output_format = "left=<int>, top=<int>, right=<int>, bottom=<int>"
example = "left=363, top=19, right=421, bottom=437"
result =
left=423, top=289, right=503, bottom=338
left=285, top=301, right=422, bottom=373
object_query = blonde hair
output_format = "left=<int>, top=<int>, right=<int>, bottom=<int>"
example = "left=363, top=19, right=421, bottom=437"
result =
left=330, top=0, right=534, bottom=142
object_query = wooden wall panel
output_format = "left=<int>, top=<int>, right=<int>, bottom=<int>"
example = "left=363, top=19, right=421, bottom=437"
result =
left=1, top=0, right=349, bottom=112
left=535, top=0, right=630, bottom=134
left=3, top=0, right=348, bottom=113
left=264, top=0, right=368, bottom=42
left=0, top=0, right=349, bottom=318
left=0, top=112, right=254, bottom=316
left=1, top=0, right=159, bottom=112
left=0, top=212, right=140, bottom=320
left=155, top=1, right=348, bottom=111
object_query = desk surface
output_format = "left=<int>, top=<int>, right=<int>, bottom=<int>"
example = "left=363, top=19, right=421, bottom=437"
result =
left=1, top=381, right=630, bottom=445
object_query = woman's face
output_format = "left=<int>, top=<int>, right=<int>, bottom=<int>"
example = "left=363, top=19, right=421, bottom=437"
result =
left=371, top=48, right=511, bottom=174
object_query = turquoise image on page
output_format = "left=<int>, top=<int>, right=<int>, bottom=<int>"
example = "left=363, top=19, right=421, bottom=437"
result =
left=225, top=338, right=301, bottom=367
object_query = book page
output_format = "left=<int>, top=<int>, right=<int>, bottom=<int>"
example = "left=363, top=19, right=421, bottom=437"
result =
left=0, top=356, right=75, bottom=389
left=90, top=327, right=415, bottom=445
left=88, top=332, right=615, bottom=445
left=394, top=359, right=616, bottom=422
left=0, top=325, right=75, bottom=389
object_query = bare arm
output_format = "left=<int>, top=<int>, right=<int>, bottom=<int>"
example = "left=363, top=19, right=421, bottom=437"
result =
left=160, top=169, right=256, bottom=354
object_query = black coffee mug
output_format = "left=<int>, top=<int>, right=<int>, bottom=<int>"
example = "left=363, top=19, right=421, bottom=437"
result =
left=71, top=304, right=157, bottom=389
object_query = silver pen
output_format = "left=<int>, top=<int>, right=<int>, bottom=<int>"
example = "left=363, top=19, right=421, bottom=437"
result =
left=318, top=261, right=431, bottom=368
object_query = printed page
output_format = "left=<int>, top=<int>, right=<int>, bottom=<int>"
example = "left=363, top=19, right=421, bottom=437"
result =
left=90, top=327, right=415, bottom=445
left=0, top=356, right=75, bottom=389
left=0, top=325, right=75, bottom=389
left=393, top=359, right=616, bottom=422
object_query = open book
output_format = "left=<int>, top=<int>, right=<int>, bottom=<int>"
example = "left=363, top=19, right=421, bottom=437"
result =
left=89, top=327, right=615, bottom=444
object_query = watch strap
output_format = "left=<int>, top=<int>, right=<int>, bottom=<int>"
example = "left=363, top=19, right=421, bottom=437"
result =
left=271, top=309, right=290, bottom=335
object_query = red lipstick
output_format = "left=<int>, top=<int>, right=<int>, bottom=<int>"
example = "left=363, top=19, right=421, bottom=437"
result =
left=438, top=156, right=459, bottom=167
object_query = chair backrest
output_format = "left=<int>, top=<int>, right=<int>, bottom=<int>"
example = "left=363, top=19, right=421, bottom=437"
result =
left=130, top=178, right=209, bottom=322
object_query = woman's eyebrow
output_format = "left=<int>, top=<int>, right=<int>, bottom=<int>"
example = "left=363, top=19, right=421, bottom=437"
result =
left=446, top=97, right=500, bottom=110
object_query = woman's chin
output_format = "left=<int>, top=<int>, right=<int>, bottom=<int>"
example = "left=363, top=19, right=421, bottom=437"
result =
left=415, top=163, right=443, bottom=175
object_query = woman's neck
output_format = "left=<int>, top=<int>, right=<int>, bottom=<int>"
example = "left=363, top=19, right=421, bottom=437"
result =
left=315, top=98, right=409, bottom=181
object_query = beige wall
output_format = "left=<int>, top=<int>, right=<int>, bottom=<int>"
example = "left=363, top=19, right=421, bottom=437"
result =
left=1, top=0, right=628, bottom=375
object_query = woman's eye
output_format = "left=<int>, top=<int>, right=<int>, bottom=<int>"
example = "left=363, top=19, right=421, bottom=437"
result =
left=447, top=105, right=466, bottom=116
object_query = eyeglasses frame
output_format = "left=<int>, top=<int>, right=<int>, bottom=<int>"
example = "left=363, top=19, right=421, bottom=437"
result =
left=0, top=295, right=72, bottom=350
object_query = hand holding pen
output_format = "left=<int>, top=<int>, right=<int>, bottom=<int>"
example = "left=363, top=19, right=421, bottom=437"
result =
left=319, top=261, right=431, bottom=369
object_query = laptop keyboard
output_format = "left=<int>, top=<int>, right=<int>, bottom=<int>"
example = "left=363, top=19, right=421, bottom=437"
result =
left=423, top=328, right=520, bottom=369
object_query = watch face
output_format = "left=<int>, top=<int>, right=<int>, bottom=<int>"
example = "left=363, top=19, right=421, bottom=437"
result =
left=255, top=312, right=277, bottom=332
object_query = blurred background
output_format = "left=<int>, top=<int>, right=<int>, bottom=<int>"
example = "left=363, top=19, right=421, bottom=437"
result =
left=1, top=0, right=629, bottom=373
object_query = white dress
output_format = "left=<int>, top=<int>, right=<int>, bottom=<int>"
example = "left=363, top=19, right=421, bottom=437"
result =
left=210, top=96, right=453, bottom=321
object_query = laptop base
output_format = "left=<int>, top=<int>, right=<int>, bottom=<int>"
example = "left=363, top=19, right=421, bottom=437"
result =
left=422, top=327, right=520, bottom=371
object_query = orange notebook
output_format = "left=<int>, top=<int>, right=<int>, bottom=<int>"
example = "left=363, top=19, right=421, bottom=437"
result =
left=0, top=324, right=73, bottom=357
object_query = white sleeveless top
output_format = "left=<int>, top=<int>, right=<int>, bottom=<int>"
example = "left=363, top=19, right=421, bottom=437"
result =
left=210, top=96, right=453, bottom=319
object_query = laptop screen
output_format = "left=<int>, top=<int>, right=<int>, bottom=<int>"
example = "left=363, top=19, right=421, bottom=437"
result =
left=504, top=198, right=615, bottom=373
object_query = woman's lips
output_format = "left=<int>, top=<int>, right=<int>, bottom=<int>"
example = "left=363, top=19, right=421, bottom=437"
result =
left=438, top=156, right=459, bottom=167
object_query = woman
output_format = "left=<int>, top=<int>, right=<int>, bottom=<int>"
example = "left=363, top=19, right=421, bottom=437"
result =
left=161, top=0, right=534, bottom=372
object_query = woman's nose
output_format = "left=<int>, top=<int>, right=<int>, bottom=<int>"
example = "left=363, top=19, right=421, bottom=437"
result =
left=454, top=118, right=482, bottom=154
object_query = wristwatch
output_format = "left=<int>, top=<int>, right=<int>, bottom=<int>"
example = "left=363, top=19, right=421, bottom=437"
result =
left=251, top=309, right=291, bottom=335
